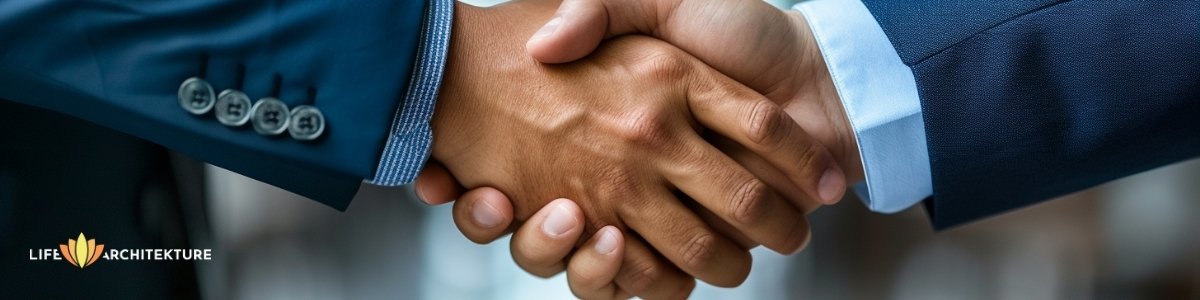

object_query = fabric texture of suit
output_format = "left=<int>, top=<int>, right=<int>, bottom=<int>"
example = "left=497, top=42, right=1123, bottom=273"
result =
left=859, top=0, right=1200, bottom=228
left=0, top=1, right=434, bottom=208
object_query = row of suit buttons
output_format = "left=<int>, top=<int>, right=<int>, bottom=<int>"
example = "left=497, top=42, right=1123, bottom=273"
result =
left=178, top=77, right=325, bottom=141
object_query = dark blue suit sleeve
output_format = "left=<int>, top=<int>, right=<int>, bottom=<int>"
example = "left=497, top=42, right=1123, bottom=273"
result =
left=860, top=0, right=1200, bottom=228
left=0, top=0, right=429, bottom=208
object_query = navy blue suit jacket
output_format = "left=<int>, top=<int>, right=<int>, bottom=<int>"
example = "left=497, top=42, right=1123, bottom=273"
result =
left=860, top=1, right=1200, bottom=228
left=0, top=1, right=428, bottom=208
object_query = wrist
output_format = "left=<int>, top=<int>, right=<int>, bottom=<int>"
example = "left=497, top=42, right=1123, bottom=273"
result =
left=431, top=1, right=559, bottom=164
left=431, top=1, right=483, bottom=163
left=786, top=10, right=864, bottom=183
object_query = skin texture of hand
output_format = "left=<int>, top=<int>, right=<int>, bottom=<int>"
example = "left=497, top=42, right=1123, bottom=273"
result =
left=434, top=0, right=867, bottom=298
left=424, top=0, right=848, bottom=298
left=527, top=0, right=863, bottom=178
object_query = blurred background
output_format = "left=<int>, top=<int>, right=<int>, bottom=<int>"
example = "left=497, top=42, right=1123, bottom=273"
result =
left=2, top=0, right=1198, bottom=299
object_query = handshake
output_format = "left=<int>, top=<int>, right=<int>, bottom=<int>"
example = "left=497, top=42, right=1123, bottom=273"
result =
left=0, top=0, right=1190, bottom=297
left=414, top=0, right=860, bottom=298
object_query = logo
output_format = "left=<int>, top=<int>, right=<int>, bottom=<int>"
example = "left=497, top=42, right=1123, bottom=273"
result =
left=59, top=232, right=104, bottom=269
left=30, top=232, right=212, bottom=269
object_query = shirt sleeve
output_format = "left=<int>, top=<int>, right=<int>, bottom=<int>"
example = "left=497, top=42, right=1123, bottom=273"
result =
left=794, top=0, right=932, bottom=213
left=368, top=0, right=454, bottom=186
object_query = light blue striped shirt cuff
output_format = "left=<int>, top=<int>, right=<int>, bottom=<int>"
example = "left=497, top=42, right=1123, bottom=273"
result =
left=795, top=0, right=933, bottom=213
left=368, top=0, right=453, bottom=186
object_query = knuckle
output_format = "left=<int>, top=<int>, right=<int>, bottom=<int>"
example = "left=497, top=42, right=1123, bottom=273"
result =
left=727, top=178, right=769, bottom=225
left=680, top=233, right=717, bottom=271
left=598, top=171, right=655, bottom=218
left=619, top=261, right=663, bottom=295
left=631, top=48, right=689, bottom=81
left=614, top=110, right=673, bottom=149
left=795, top=143, right=826, bottom=177
left=746, top=100, right=786, bottom=148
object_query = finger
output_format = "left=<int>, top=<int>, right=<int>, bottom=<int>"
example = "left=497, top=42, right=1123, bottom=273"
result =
left=527, top=0, right=661, bottom=63
left=527, top=0, right=607, bottom=63
left=620, top=188, right=751, bottom=287
left=687, top=69, right=847, bottom=205
left=452, top=187, right=515, bottom=244
left=510, top=198, right=585, bottom=277
left=682, top=196, right=758, bottom=249
left=707, top=134, right=821, bottom=213
left=414, top=160, right=465, bottom=205
left=567, top=226, right=625, bottom=300
left=661, top=133, right=813, bottom=255
left=614, top=235, right=695, bottom=300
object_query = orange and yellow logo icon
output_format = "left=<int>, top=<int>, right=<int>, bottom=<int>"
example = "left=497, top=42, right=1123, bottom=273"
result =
left=59, top=232, right=104, bottom=269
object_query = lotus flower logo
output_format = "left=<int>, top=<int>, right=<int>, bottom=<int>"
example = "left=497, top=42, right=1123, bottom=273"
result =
left=59, top=233, right=104, bottom=269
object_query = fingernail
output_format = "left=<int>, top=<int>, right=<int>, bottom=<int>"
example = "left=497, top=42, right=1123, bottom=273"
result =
left=818, top=167, right=845, bottom=204
left=541, top=202, right=576, bottom=237
left=531, top=15, right=562, bottom=40
left=594, top=228, right=619, bottom=255
left=414, top=182, right=433, bottom=205
left=472, top=199, right=503, bottom=229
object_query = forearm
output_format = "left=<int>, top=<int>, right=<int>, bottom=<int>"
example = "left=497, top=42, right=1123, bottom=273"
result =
left=0, top=0, right=429, bottom=205
left=904, top=1, right=1200, bottom=227
left=832, top=0, right=1200, bottom=226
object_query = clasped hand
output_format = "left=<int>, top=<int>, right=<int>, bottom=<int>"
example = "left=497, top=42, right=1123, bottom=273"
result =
left=415, top=0, right=861, bottom=298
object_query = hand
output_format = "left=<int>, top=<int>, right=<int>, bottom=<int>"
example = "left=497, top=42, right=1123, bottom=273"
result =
left=416, top=158, right=809, bottom=300
left=526, top=0, right=864, bottom=179
left=426, top=0, right=847, bottom=297
left=419, top=143, right=824, bottom=299
left=445, top=0, right=865, bottom=298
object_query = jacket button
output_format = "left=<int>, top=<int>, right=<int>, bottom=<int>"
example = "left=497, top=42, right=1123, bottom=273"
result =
left=250, top=97, right=290, bottom=136
left=177, top=77, right=215, bottom=115
left=288, top=105, right=325, bottom=141
left=215, top=89, right=252, bottom=126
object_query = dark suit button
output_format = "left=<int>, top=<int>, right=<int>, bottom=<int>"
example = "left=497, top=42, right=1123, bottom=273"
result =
left=288, top=105, right=325, bottom=141
left=215, top=89, right=252, bottom=126
left=250, top=97, right=290, bottom=136
left=177, top=77, right=215, bottom=115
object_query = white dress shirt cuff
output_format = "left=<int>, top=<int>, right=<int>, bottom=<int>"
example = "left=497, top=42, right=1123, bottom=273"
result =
left=794, top=0, right=933, bottom=213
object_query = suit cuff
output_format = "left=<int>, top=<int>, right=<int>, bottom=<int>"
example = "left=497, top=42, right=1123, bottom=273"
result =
left=795, top=0, right=932, bottom=213
left=368, top=0, right=453, bottom=186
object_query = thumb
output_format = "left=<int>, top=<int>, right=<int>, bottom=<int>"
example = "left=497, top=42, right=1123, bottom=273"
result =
left=526, top=0, right=609, bottom=63
left=413, top=160, right=464, bottom=205
left=526, top=0, right=653, bottom=63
